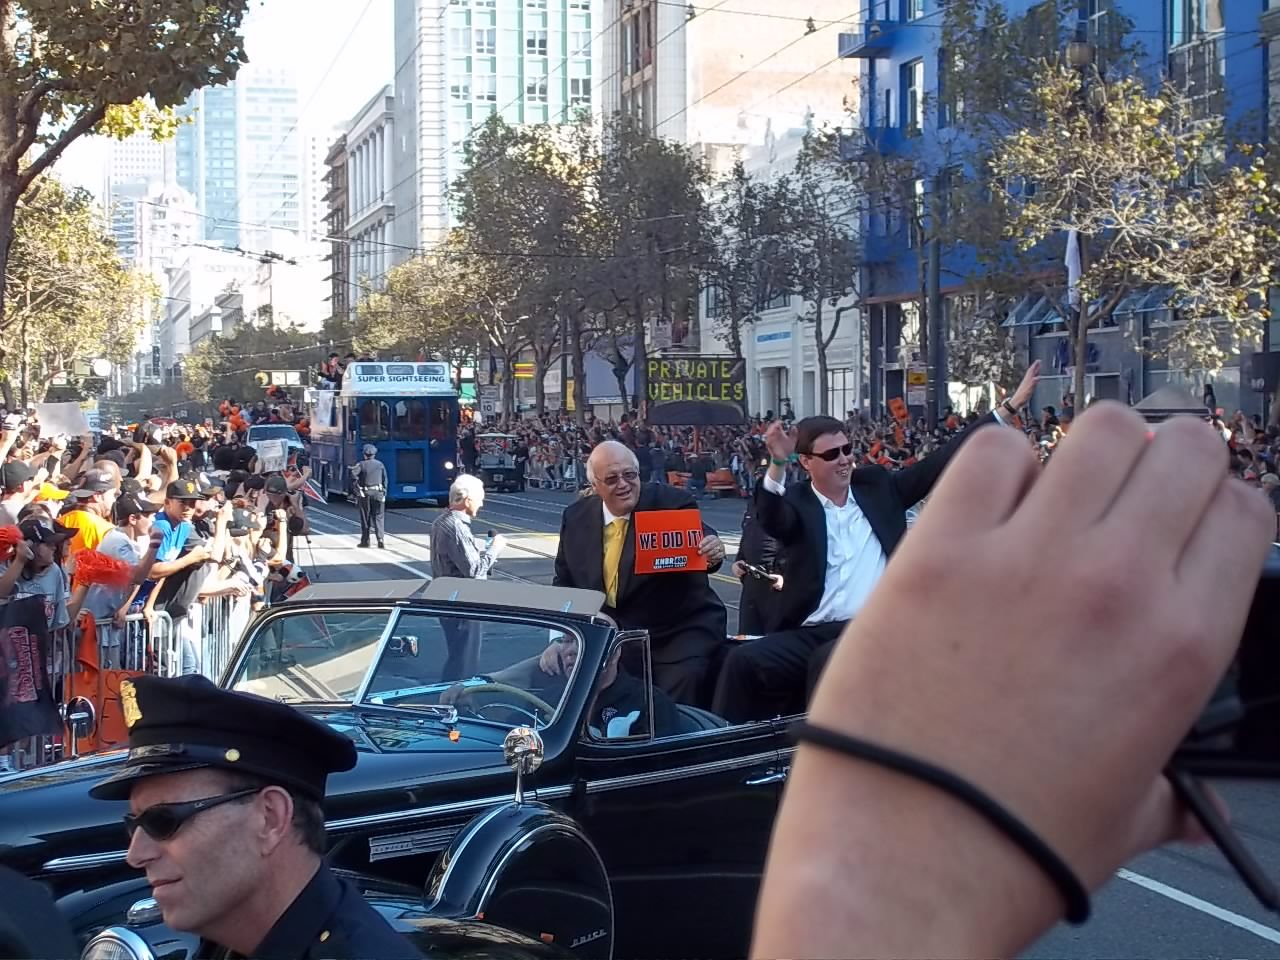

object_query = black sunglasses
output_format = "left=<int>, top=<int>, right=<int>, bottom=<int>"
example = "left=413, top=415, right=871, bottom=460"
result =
left=803, top=443, right=854, bottom=462
left=124, top=788, right=260, bottom=842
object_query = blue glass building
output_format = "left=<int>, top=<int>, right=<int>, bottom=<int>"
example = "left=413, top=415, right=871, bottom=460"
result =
left=840, top=0, right=1272, bottom=418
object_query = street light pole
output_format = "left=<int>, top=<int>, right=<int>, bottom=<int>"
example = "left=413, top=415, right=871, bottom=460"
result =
left=1066, top=31, right=1095, bottom=417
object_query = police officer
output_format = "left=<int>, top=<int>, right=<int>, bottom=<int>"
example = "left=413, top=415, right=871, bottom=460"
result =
left=89, top=674, right=421, bottom=959
left=350, top=443, right=387, bottom=549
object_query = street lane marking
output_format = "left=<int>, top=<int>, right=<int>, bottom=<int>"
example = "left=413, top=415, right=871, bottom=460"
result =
left=1117, top=869, right=1280, bottom=945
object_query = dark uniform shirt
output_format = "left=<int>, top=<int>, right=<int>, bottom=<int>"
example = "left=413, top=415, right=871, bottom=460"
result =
left=208, top=862, right=422, bottom=960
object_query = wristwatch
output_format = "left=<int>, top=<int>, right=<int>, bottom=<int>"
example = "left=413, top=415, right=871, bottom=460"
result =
left=1002, top=400, right=1017, bottom=417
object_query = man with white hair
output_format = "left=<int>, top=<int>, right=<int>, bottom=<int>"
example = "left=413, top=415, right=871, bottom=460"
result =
left=431, top=474, right=507, bottom=679
left=553, top=439, right=728, bottom=705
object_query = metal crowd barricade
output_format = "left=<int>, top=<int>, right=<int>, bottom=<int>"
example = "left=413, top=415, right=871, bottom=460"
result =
left=11, top=611, right=178, bottom=771
left=196, top=593, right=251, bottom=684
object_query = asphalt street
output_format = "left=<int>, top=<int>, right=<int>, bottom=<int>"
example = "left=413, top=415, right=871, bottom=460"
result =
left=298, top=487, right=1280, bottom=958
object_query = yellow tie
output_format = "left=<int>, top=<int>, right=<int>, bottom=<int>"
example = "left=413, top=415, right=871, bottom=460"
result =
left=603, top=517, right=628, bottom=607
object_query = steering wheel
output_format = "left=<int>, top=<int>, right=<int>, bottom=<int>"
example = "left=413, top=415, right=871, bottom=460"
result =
left=459, top=682, right=555, bottom=718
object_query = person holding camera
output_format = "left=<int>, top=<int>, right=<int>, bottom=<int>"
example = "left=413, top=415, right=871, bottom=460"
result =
left=752, top=402, right=1275, bottom=958
left=731, top=507, right=784, bottom=636
left=350, top=444, right=386, bottom=549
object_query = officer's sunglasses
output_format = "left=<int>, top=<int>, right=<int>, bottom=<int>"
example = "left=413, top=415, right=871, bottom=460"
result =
left=803, top=443, right=854, bottom=462
left=124, top=788, right=260, bottom=842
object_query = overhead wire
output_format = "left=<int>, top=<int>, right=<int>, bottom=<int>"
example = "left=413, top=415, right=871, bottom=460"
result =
left=211, top=0, right=378, bottom=238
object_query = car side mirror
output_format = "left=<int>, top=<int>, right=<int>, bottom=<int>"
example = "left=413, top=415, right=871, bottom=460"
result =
left=387, top=635, right=420, bottom=657
left=60, top=696, right=96, bottom=760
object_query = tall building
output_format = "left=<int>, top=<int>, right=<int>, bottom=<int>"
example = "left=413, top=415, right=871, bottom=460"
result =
left=101, top=133, right=173, bottom=202
left=106, top=180, right=200, bottom=394
left=600, top=0, right=856, bottom=173
left=175, top=66, right=303, bottom=249
left=599, top=0, right=859, bottom=417
left=841, top=0, right=1267, bottom=417
left=323, top=133, right=350, bottom=328
left=346, top=86, right=396, bottom=294
left=391, top=0, right=599, bottom=259
left=302, top=128, right=340, bottom=244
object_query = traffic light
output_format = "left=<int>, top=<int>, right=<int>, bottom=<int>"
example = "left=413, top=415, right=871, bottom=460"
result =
left=151, top=345, right=161, bottom=377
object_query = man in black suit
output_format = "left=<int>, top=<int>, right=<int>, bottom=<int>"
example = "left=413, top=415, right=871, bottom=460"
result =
left=712, top=363, right=1041, bottom=722
left=554, top=440, right=729, bottom=705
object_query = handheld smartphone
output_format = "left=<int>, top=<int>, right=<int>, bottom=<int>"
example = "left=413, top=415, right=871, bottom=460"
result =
left=1175, top=543, right=1280, bottom=778
left=741, top=561, right=771, bottom=581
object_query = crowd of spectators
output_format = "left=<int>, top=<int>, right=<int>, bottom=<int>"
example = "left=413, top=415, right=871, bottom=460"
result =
left=462, top=394, right=1280, bottom=530
left=0, top=412, right=315, bottom=770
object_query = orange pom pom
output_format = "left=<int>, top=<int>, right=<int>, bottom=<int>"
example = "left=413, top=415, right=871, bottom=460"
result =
left=0, top=524, right=20, bottom=560
left=175, top=441, right=194, bottom=459
left=72, top=550, right=133, bottom=590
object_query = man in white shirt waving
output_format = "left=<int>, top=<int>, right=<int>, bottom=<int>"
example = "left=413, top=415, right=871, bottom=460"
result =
left=711, top=363, right=1040, bottom=722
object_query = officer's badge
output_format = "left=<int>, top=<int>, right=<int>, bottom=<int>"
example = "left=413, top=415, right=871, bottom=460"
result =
left=120, top=680, right=142, bottom=729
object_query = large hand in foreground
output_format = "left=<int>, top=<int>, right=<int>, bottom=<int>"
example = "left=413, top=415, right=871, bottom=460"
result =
left=753, top=403, right=1274, bottom=958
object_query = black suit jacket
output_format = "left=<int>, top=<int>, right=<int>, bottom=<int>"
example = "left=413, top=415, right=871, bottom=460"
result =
left=554, top=483, right=727, bottom=664
left=756, top=413, right=1000, bottom=629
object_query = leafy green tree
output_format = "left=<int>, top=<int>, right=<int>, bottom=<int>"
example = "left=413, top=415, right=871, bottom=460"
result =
left=0, top=0, right=250, bottom=368
left=772, top=131, right=861, bottom=416
left=6, top=174, right=156, bottom=403
left=593, top=115, right=711, bottom=408
left=990, top=64, right=1276, bottom=407
left=182, top=309, right=327, bottom=405
left=705, top=162, right=795, bottom=359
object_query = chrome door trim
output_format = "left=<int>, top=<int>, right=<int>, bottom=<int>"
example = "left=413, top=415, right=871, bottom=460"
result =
left=42, top=850, right=129, bottom=873
left=582, top=749, right=779, bottom=794
left=325, top=784, right=574, bottom=833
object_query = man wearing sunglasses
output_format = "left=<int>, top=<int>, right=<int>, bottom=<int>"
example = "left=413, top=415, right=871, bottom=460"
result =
left=89, top=674, right=421, bottom=959
left=553, top=440, right=728, bottom=707
left=712, top=363, right=1041, bottom=723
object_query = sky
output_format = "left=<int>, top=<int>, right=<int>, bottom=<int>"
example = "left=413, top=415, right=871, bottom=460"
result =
left=56, top=0, right=396, bottom=195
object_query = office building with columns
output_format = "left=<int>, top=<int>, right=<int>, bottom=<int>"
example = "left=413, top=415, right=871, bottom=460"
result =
left=345, top=85, right=396, bottom=294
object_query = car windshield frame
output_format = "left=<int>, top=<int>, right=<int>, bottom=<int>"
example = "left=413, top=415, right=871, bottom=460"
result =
left=224, top=603, right=587, bottom=734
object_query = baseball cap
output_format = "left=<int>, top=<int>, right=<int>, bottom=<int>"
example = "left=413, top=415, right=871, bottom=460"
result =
left=264, top=475, right=289, bottom=495
left=96, top=449, right=128, bottom=469
left=70, top=469, right=115, bottom=499
left=227, top=507, right=257, bottom=538
left=113, top=494, right=160, bottom=523
left=18, top=517, right=75, bottom=545
left=165, top=479, right=203, bottom=501
left=1, top=461, right=33, bottom=490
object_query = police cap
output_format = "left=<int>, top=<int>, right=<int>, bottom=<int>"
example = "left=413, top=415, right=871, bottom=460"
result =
left=89, top=675, right=356, bottom=802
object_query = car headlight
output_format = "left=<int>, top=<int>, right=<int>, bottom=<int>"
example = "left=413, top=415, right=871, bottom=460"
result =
left=444, top=461, right=455, bottom=470
left=82, top=927, right=155, bottom=960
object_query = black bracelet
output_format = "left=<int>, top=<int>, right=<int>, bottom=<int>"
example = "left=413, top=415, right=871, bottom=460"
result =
left=792, top=721, right=1091, bottom=925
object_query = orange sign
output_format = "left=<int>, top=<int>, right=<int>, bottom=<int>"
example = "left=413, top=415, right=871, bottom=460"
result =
left=633, top=509, right=709, bottom=575
left=888, top=397, right=910, bottom=422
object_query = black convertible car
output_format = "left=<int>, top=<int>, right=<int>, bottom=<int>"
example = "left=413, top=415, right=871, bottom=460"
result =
left=0, top=578, right=792, bottom=960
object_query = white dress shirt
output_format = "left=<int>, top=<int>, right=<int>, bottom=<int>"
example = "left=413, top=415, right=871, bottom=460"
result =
left=763, top=473, right=886, bottom=625
left=762, top=410, right=1012, bottom=625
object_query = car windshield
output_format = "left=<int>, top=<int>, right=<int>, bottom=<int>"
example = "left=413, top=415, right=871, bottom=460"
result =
left=249, top=425, right=301, bottom=442
left=228, top=608, right=580, bottom=731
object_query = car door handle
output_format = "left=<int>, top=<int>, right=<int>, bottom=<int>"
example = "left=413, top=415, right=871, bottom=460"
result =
left=744, top=767, right=788, bottom=786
